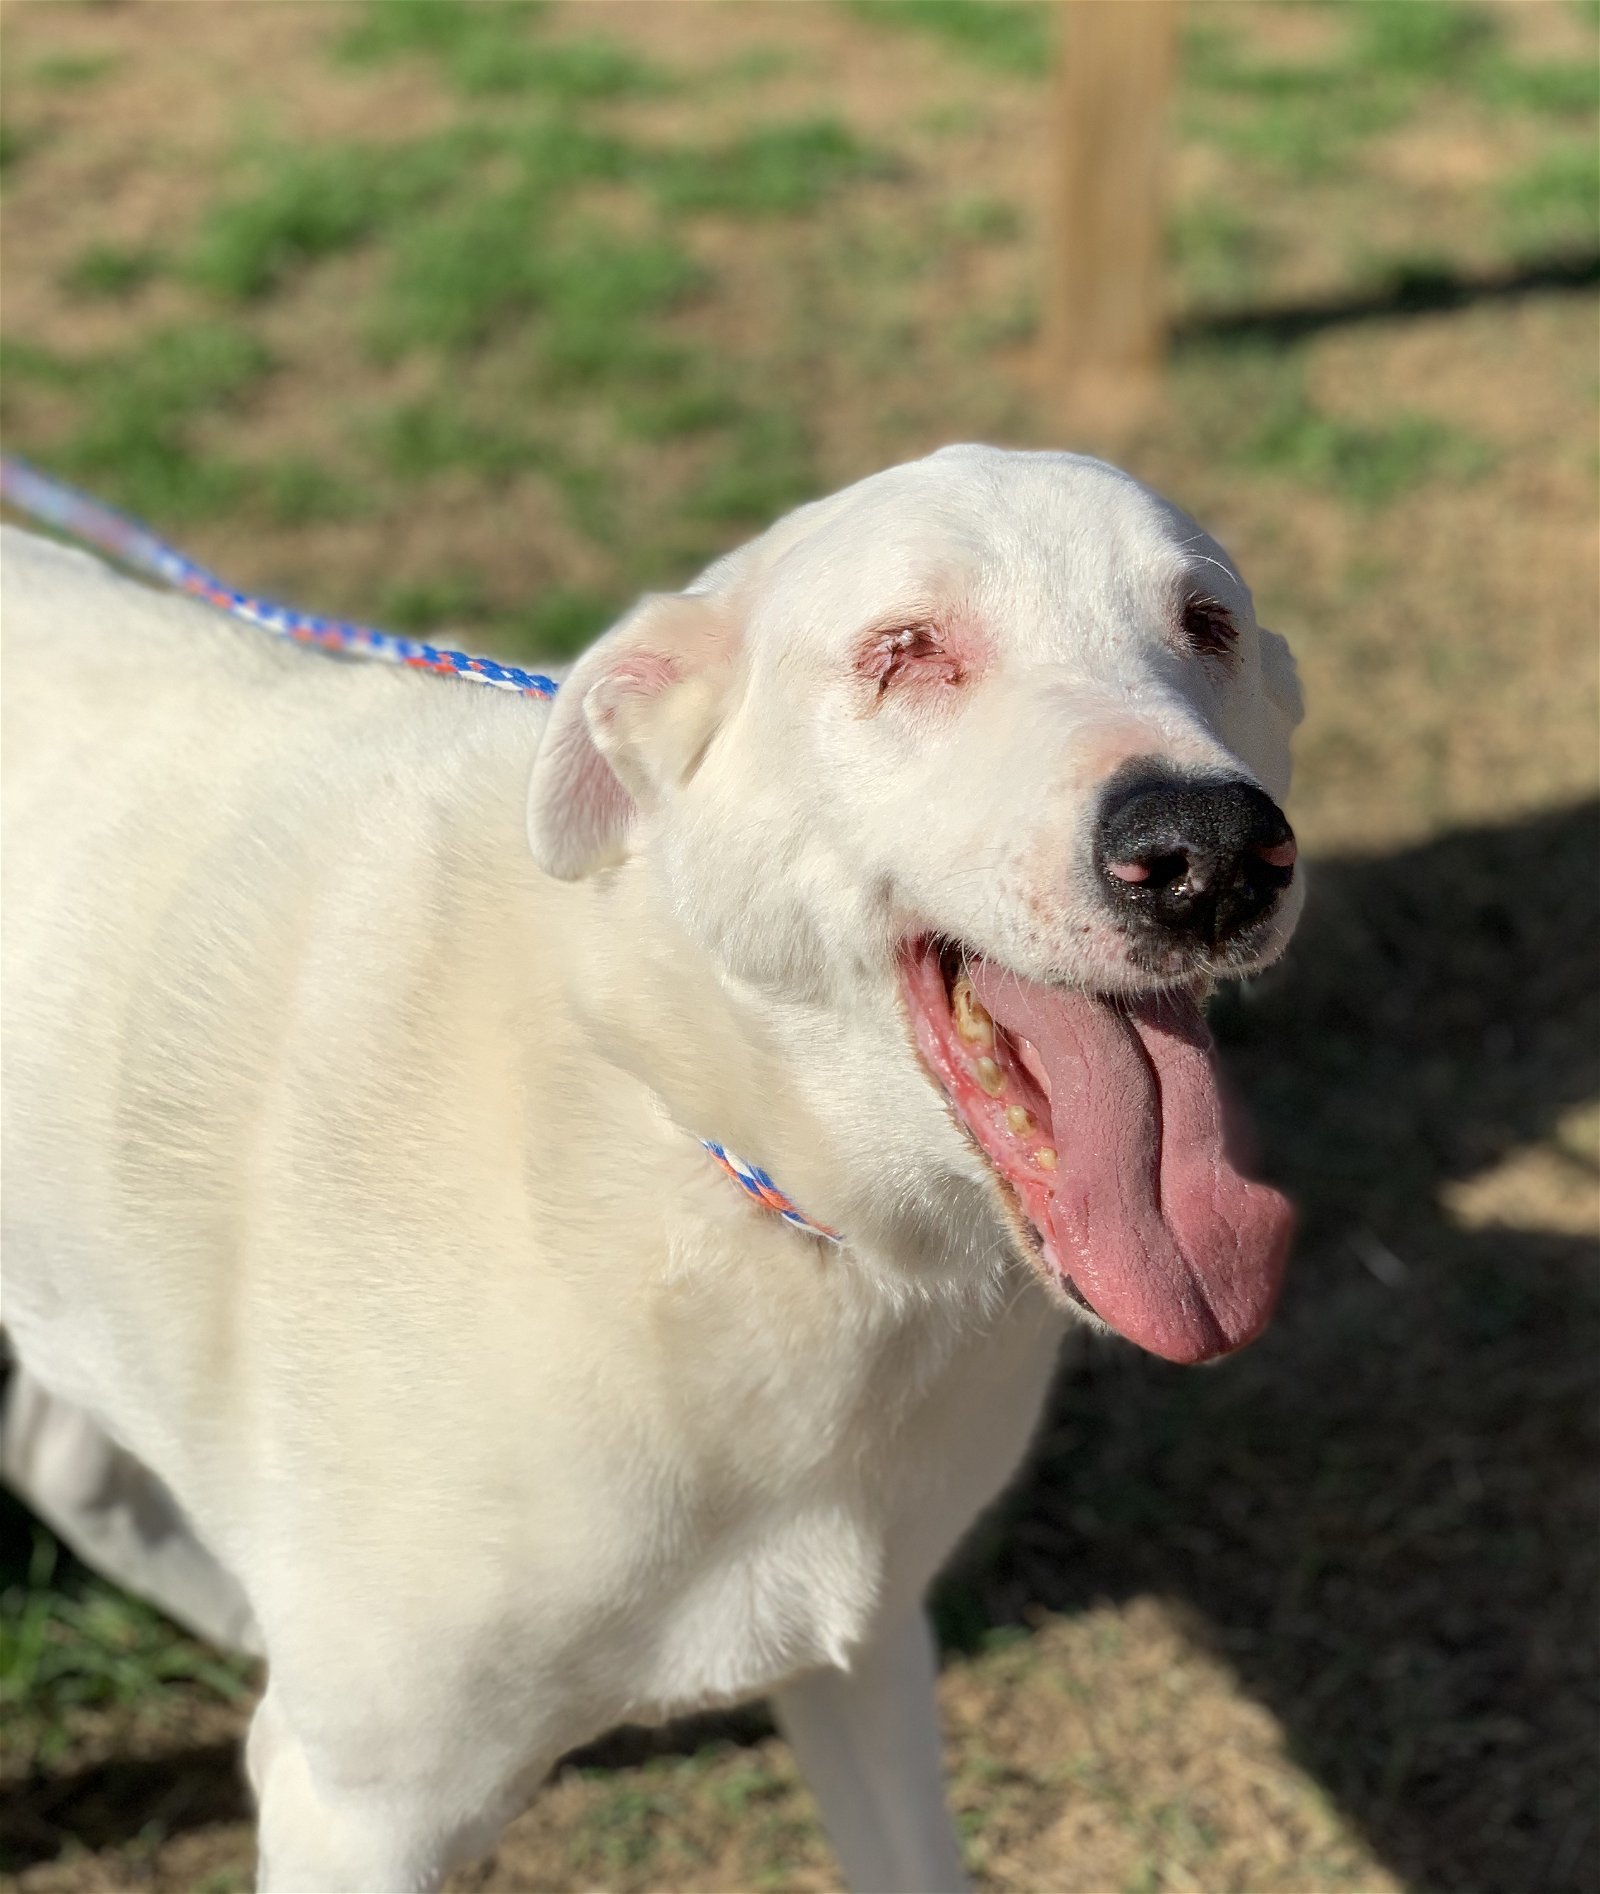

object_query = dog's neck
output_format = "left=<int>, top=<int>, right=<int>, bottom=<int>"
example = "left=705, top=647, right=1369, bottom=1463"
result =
left=531, top=852, right=998, bottom=1306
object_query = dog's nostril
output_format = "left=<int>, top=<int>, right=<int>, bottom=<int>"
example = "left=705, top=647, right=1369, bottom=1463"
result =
left=1124, top=850, right=1191, bottom=892
left=1095, top=765, right=1295, bottom=947
left=1105, top=849, right=1198, bottom=890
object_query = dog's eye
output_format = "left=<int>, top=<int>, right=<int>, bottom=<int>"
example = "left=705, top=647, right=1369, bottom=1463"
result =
left=857, top=621, right=961, bottom=694
left=1180, top=597, right=1238, bottom=662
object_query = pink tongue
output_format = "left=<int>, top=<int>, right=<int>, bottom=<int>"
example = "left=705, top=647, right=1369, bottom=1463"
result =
left=969, top=962, right=1291, bottom=1364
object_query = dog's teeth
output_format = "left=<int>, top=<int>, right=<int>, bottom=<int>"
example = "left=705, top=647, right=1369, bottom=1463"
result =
left=1006, top=1105, right=1035, bottom=1134
left=951, top=976, right=995, bottom=1048
left=1032, top=1147, right=1058, bottom=1171
left=974, top=1056, right=1005, bottom=1096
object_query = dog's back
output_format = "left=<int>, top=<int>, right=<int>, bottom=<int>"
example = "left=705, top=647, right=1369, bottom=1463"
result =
left=4, top=524, right=296, bottom=789
left=1, top=526, right=557, bottom=1492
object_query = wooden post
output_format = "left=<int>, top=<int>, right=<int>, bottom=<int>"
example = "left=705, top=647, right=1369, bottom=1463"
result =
left=1048, top=0, right=1180, bottom=421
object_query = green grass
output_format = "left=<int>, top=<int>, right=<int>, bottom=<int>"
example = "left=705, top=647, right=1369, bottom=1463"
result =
left=3, top=325, right=269, bottom=521
left=655, top=119, right=884, bottom=217
left=502, top=113, right=637, bottom=190
left=1183, top=2, right=1512, bottom=181
left=337, top=0, right=544, bottom=71
left=0, top=329, right=379, bottom=534
left=371, top=398, right=545, bottom=483
left=29, top=50, right=118, bottom=88
left=1170, top=199, right=1278, bottom=307
left=1183, top=0, right=1592, bottom=183
left=1352, top=0, right=1499, bottom=78
left=0, top=342, right=64, bottom=400
left=366, top=117, right=702, bottom=362
left=1169, top=339, right=1501, bottom=510
left=1500, top=143, right=1600, bottom=254
left=619, top=376, right=743, bottom=442
left=689, top=410, right=816, bottom=524
left=953, top=290, right=1037, bottom=354
left=190, top=135, right=480, bottom=301
left=377, top=188, right=556, bottom=352
left=842, top=0, right=1053, bottom=77
left=379, top=198, right=700, bottom=365
left=338, top=0, right=668, bottom=100
left=714, top=46, right=804, bottom=86
left=1237, top=375, right=1494, bottom=508
left=1475, top=52, right=1600, bottom=117
left=380, top=571, right=491, bottom=633
left=258, top=456, right=369, bottom=527
left=1, top=1517, right=251, bottom=1771
left=942, top=194, right=1023, bottom=243
left=1184, top=57, right=1408, bottom=182
left=454, top=33, right=670, bottom=101
left=537, top=239, right=702, bottom=385
left=53, top=323, right=271, bottom=521
left=499, top=586, right=621, bottom=658
left=62, top=240, right=165, bottom=299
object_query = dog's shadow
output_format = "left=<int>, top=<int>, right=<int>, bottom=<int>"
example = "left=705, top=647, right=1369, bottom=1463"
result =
left=946, top=794, right=1599, bottom=1894
left=2, top=799, right=1595, bottom=1890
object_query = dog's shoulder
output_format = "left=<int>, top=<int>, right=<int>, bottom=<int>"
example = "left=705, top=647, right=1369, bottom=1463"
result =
left=2, top=521, right=273, bottom=699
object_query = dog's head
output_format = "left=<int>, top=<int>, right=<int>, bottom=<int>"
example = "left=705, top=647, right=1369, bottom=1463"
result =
left=528, top=445, right=1305, bottom=1361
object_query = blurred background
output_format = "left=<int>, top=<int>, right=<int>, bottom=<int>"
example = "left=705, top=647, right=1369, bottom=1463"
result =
left=0, top=3, right=1595, bottom=1890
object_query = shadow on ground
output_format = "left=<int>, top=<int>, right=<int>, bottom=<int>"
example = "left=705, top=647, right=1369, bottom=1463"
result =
left=3, top=800, right=1596, bottom=1889
left=0, top=1738, right=245, bottom=1878
left=945, top=794, right=1600, bottom=1894
left=1178, top=249, right=1600, bottom=346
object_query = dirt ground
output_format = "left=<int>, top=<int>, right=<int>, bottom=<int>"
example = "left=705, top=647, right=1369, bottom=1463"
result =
left=1, top=3, right=1596, bottom=1891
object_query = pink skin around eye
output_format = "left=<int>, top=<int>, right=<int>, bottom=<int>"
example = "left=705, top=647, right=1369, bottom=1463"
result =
left=854, top=618, right=992, bottom=700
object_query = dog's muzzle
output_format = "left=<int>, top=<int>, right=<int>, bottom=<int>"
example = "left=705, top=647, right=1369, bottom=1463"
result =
left=1094, top=762, right=1297, bottom=948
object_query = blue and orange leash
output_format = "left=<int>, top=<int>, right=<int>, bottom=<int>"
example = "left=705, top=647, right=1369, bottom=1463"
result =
left=0, top=453, right=840, bottom=1246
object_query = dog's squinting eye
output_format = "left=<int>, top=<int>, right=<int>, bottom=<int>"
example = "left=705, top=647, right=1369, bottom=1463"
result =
left=1180, top=597, right=1239, bottom=662
left=857, top=622, right=965, bottom=696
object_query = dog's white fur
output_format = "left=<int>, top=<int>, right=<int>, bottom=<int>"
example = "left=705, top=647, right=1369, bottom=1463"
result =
left=0, top=446, right=1302, bottom=1892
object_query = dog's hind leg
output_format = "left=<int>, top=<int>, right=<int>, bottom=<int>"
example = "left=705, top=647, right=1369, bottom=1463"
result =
left=773, top=1604, right=969, bottom=1894
left=0, top=1364, right=261, bottom=1654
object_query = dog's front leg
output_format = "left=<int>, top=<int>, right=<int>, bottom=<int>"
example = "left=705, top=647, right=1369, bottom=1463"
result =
left=248, top=1686, right=519, bottom=1894
left=773, top=1605, right=969, bottom=1894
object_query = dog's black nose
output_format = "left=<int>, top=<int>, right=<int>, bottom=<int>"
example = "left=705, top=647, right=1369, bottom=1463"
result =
left=1095, top=766, right=1296, bottom=946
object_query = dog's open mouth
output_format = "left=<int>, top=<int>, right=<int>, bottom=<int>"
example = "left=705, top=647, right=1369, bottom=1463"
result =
left=898, top=940, right=1292, bottom=1364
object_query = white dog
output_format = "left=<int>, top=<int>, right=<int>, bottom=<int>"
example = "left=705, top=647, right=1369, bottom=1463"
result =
left=1, top=445, right=1304, bottom=1892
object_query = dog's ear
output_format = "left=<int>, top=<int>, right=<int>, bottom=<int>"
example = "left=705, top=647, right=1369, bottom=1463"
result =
left=1259, top=626, right=1304, bottom=727
left=1246, top=624, right=1305, bottom=806
left=526, top=592, right=739, bottom=879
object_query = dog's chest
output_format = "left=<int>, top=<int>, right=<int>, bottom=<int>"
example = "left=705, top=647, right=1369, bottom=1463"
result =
left=635, top=1495, right=884, bottom=1715
left=593, top=1283, right=1065, bottom=1723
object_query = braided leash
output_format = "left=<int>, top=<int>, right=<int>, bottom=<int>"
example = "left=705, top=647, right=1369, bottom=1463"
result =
left=0, top=454, right=840, bottom=1246
left=0, top=454, right=560, bottom=699
left=701, top=1144, right=840, bottom=1240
